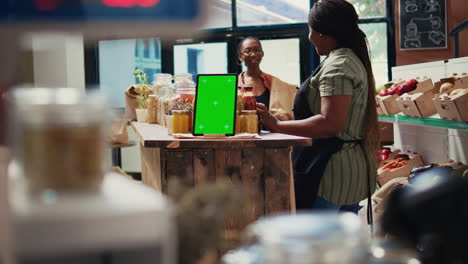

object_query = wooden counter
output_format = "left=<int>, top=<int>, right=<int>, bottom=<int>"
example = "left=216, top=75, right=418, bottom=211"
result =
left=132, top=122, right=312, bottom=221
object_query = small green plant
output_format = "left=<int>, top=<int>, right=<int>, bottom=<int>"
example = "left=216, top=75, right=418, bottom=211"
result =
left=134, top=69, right=149, bottom=109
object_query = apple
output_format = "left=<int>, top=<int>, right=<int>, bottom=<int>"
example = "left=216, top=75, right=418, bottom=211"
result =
left=381, top=148, right=390, bottom=155
left=388, top=84, right=401, bottom=95
left=380, top=154, right=389, bottom=161
left=379, top=89, right=389, bottom=96
left=405, top=79, right=418, bottom=89
left=397, top=84, right=413, bottom=95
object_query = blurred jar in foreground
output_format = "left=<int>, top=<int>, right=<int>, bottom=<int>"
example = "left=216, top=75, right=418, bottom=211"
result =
left=171, top=110, right=189, bottom=134
left=10, top=87, right=109, bottom=195
left=222, top=212, right=369, bottom=264
left=240, top=110, right=258, bottom=134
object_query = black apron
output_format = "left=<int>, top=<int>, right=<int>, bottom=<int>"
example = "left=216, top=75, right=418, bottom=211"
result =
left=292, top=65, right=360, bottom=210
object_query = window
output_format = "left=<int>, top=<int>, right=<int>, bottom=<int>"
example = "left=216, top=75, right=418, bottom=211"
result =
left=174, top=42, right=228, bottom=80
left=242, top=38, right=301, bottom=85
left=347, top=0, right=386, bottom=19
left=98, top=38, right=161, bottom=108
left=360, top=23, right=388, bottom=86
left=237, top=0, right=309, bottom=27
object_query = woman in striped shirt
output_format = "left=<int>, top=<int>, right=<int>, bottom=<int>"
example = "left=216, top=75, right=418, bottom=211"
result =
left=257, top=0, right=379, bottom=213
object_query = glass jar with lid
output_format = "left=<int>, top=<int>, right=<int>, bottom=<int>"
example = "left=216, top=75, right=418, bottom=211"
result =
left=173, top=73, right=195, bottom=131
left=222, top=212, right=370, bottom=264
left=240, top=110, right=258, bottom=134
left=152, top=73, right=173, bottom=96
left=10, top=87, right=109, bottom=195
left=152, top=73, right=173, bottom=125
left=173, top=73, right=196, bottom=105
left=157, top=83, right=175, bottom=127
left=242, top=87, right=257, bottom=110
left=171, top=110, right=190, bottom=134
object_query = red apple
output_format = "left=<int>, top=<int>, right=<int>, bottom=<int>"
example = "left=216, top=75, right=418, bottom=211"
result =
left=379, top=89, right=389, bottom=96
left=381, top=148, right=390, bottom=155
left=405, top=79, right=418, bottom=89
left=397, top=84, right=413, bottom=95
left=388, top=84, right=401, bottom=95
left=380, top=154, right=389, bottom=161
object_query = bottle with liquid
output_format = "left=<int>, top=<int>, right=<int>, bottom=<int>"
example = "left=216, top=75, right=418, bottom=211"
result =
left=242, top=86, right=257, bottom=111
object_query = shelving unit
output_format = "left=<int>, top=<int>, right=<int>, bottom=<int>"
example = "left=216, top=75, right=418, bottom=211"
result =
left=387, top=58, right=468, bottom=165
left=379, top=115, right=468, bottom=130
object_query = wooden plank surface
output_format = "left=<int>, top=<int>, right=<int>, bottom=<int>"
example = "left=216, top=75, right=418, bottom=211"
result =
left=193, top=149, right=216, bottom=184
left=139, top=141, right=162, bottom=191
left=264, top=148, right=292, bottom=214
left=163, top=150, right=194, bottom=194
left=131, top=122, right=312, bottom=149
left=240, top=148, right=265, bottom=224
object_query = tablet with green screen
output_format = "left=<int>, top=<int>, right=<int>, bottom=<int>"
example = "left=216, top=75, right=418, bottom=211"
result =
left=193, top=74, right=238, bottom=136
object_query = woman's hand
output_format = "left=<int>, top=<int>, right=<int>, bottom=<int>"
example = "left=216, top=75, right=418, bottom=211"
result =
left=256, top=103, right=279, bottom=132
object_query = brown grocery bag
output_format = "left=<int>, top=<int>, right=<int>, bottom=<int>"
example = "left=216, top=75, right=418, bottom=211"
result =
left=124, top=84, right=153, bottom=121
left=269, top=77, right=297, bottom=120
left=124, top=85, right=138, bottom=121
left=110, top=119, right=129, bottom=145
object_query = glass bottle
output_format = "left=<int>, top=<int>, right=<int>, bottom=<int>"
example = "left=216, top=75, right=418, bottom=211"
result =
left=171, top=110, right=190, bottom=134
left=243, top=86, right=257, bottom=110
left=147, top=94, right=158, bottom=124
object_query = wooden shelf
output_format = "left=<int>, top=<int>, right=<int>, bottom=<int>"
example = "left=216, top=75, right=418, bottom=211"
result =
left=378, top=114, right=468, bottom=130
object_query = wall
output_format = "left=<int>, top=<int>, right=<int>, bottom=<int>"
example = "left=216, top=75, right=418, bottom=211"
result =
left=395, top=0, right=468, bottom=66
left=29, top=33, right=85, bottom=90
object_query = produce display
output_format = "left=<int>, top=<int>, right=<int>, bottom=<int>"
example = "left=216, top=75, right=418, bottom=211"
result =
left=379, top=79, right=418, bottom=96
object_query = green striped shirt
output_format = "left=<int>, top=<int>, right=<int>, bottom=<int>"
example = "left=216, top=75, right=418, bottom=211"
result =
left=308, top=48, right=377, bottom=205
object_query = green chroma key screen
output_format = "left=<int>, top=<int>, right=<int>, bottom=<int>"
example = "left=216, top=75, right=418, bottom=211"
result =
left=193, top=74, right=238, bottom=136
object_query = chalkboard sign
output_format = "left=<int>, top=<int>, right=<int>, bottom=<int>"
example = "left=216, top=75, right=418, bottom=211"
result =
left=399, top=0, right=447, bottom=50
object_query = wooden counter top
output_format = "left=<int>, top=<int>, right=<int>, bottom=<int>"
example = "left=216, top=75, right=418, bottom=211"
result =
left=132, top=122, right=312, bottom=149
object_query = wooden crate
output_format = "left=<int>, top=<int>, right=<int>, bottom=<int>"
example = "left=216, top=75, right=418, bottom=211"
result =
left=396, top=78, right=437, bottom=117
left=376, top=94, right=400, bottom=115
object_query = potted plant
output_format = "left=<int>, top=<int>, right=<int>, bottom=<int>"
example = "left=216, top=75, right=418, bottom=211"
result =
left=134, top=69, right=150, bottom=122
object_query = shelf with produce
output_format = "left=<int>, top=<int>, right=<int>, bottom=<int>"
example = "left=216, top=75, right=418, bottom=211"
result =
left=378, top=114, right=468, bottom=130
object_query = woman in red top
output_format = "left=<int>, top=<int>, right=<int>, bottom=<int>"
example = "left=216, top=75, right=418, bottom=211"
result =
left=237, top=37, right=274, bottom=108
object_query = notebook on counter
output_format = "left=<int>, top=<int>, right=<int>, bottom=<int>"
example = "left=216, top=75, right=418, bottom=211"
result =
left=192, top=74, right=238, bottom=136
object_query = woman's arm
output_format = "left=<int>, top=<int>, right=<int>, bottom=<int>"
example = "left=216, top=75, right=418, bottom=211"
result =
left=258, top=94, right=352, bottom=138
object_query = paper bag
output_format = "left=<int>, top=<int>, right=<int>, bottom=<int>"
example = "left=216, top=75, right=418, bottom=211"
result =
left=269, top=77, right=297, bottom=120
left=111, top=119, right=129, bottom=145
left=124, top=85, right=138, bottom=121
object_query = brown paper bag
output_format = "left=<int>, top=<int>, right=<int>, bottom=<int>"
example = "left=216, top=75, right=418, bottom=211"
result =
left=269, top=77, right=297, bottom=120
left=111, top=119, right=129, bottom=145
left=124, top=85, right=138, bottom=121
